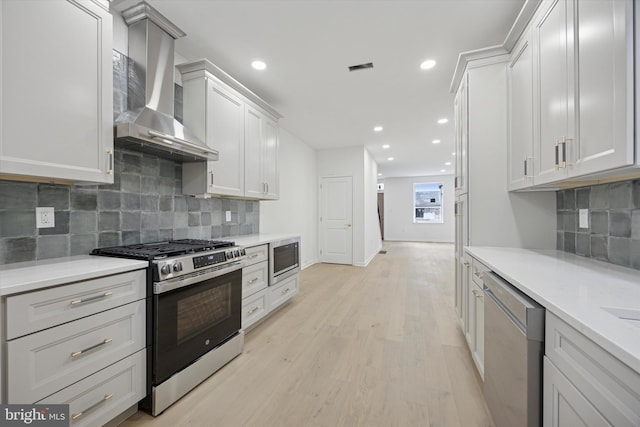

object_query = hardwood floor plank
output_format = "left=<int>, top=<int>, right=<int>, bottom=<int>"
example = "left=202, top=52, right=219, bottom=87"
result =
left=121, top=242, right=493, bottom=427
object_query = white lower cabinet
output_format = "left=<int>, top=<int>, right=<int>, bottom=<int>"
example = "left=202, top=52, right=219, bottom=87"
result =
left=242, top=261, right=268, bottom=298
left=2, top=269, right=146, bottom=426
left=544, top=312, right=640, bottom=426
left=37, top=349, right=146, bottom=427
left=242, top=288, right=269, bottom=330
left=268, top=274, right=298, bottom=311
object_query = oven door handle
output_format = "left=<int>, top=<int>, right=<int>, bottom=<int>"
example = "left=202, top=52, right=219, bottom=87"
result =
left=154, top=261, right=245, bottom=294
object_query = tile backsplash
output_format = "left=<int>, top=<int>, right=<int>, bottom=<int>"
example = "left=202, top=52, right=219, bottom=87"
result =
left=0, top=148, right=259, bottom=265
left=556, top=179, right=640, bottom=270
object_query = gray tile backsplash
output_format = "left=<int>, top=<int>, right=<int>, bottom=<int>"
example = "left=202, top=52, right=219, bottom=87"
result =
left=557, top=178, right=640, bottom=270
left=0, top=148, right=259, bottom=265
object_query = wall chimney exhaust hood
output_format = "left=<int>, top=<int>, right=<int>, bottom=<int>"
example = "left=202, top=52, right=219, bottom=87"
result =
left=114, top=2, right=218, bottom=162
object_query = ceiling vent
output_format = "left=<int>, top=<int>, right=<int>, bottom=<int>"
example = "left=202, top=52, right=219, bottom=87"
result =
left=348, top=62, right=374, bottom=72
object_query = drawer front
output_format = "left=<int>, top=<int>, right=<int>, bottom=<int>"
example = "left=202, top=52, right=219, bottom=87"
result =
left=242, top=288, right=268, bottom=329
left=244, top=244, right=268, bottom=266
left=242, top=261, right=268, bottom=298
left=7, top=300, right=145, bottom=404
left=268, top=274, right=298, bottom=311
left=6, top=270, right=146, bottom=339
left=545, top=312, right=640, bottom=426
left=37, top=349, right=146, bottom=427
left=471, top=257, right=489, bottom=287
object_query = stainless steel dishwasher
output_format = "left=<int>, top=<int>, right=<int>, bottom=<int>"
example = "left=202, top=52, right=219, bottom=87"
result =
left=483, top=271, right=545, bottom=427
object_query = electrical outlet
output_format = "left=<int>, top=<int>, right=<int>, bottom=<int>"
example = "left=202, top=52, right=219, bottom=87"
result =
left=36, top=207, right=55, bottom=228
left=579, top=209, right=589, bottom=229
left=225, top=211, right=232, bottom=222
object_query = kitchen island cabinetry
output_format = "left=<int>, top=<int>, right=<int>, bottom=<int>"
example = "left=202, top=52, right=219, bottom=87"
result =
left=0, top=0, right=114, bottom=184
left=179, top=59, right=281, bottom=200
left=0, top=257, right=147, bottom=426
left=544, top=312, right=640, bottom=427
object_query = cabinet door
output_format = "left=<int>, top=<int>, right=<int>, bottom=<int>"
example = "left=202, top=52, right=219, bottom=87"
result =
left=544, top=357, right=611, bottom=427
left=206, top=79, right=245, bottom=196
left=573, top=0, right=634, bottom=176
left=262, top=117, right=279, bottom=200
left=508, top=29, right=534, bottom=190
left=454, top=75, right=468, bottom=196
left=461, top=255, right=471, bottom=338
left=471, top=281, right=484, bottom=379
left=533, top=0, right=573, bottom=184
left=244, top=105, right=264, bottom=198
left=0, top=0, right=113, bottom=184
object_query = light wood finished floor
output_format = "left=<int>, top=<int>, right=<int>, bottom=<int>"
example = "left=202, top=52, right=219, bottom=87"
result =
left=122, top=241, right=494, bottom=427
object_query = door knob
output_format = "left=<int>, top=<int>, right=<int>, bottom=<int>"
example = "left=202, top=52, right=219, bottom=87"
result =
left=346, top=224, right=352, bottom=227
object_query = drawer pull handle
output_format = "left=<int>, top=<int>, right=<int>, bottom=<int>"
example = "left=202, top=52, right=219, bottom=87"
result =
left=281, top=287, right=290, bottom=295
left=71, top=394, right=113, bottom=420
left=248, top=306, right=260, bottom=315
left=248, top=254, right=260, bottom=259
left=247, top=278, right=259, bottom=284
left=70, top=292, right=113, bottom=306
left=474, top=272, right=483, bottom=278
left=71, top=338, right=113, bottom=358
left=472, top=290, right=483, bottom=298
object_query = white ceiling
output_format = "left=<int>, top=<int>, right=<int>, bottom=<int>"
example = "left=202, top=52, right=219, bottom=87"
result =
left=145, top=0, right=525, bottom=179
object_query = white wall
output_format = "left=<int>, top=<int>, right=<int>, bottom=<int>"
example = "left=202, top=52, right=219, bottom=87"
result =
left=383, top=174, right=455, bottom=243
left=317, top=146, right=382, bottom=266
left=260, top=128, right=319, bottom=269
left=363, top=149, right=383, bottom=264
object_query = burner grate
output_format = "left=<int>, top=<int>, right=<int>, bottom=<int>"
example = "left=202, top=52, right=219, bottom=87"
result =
left=91, top=239, right=235, bottom=260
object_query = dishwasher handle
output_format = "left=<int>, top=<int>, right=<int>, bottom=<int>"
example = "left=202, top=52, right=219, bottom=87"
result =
left=483, top=271, right=545, bottom=342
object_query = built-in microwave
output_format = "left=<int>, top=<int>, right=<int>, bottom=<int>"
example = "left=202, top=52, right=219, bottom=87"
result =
left=269, top=237, right=300, bottom=285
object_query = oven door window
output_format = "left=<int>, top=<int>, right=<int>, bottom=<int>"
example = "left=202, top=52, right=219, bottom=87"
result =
left=273, top=242, right=299, bottom=275
left=154, top=269, right=241, bottom=384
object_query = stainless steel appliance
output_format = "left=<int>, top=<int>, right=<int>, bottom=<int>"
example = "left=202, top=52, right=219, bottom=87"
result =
left=269, top=237, right=300, bottom=285
left=113, top=2, right=218, bottom=162
left=92, top=239, right=246, bottom=415
left=483, top=271, right=545, bottom=427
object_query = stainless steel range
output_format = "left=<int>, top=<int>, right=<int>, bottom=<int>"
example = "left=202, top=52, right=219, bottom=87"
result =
left=92, top=239, right=246, bottom=415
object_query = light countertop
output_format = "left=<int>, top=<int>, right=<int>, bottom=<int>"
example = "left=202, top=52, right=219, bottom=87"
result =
left=228, top=233, right=299, bottom=247
left=0, top=256, right=148, bottom=296
left=466, top=246, right=640, bottom=374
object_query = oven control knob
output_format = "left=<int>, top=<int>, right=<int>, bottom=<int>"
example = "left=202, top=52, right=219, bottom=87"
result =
left=240, top=249, right=246, bottom=256
left=226, top=251, right=234, bottom=259
left=173, top=262, right=183, bottom=272
left=161, top=264, right=172, bottom=275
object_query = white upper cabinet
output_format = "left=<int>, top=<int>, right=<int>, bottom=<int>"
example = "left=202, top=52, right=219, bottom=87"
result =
left=454, top=75, right=468, bottom=196
left=533, top=0, right=574, bottom=185
left=0, top=0, right=114, bottom=184
left=244, top=105, right=279, bottom=200
left=179, top=59, right=280, bottom=200
left=510, top=0, right=635, bottom=189
left=182, top=75, right=245, bottom=197
left=508, top=28, right=535, bottom=191
left=573, top=0, right=634, bottom=176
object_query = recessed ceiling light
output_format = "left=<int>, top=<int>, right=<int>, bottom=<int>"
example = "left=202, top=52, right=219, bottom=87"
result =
left=437, top=118, right=449, bottom=124
left=378, top=173, right=383, bottom=176
left=445, top=162, right=452, bottom=166
left=440, top=169, right=446, bottom=173
left=432, top=139, right=441, bottom=144
left=382, top=144, right=390, bottom=149
left=388, top=157, right=394, bottom=161
left=452, top=152, right=456, bottom=156
left=374, top=126, right=383, bottom=132
left=251, top=60, right=266, bottom=70
left=420, top=59, right=436, bottom=70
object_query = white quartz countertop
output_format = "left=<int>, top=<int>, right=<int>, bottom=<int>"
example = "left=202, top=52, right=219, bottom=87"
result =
left=0, top=256, right=148, bottom=296
left=228, top=233, right=299, bottom=247
left=466, top=246, right=640, bottom=374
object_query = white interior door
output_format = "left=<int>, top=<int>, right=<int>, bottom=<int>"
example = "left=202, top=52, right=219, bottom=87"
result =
left=320, top=176, right=353, bottom=265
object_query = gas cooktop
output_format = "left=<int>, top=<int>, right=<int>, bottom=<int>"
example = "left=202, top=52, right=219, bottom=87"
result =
left=91, top=239, right=236, bottom=261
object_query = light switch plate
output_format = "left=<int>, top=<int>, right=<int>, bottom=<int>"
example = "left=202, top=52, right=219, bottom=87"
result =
left=579, top=209, right=589, bottom=229
left=36, top=207, right=55, bottom=228
left=225, top=211, right=231, bottom=222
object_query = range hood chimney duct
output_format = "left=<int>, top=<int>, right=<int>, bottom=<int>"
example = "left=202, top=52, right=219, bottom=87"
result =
left=115, top=2, right=218, bottom=162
